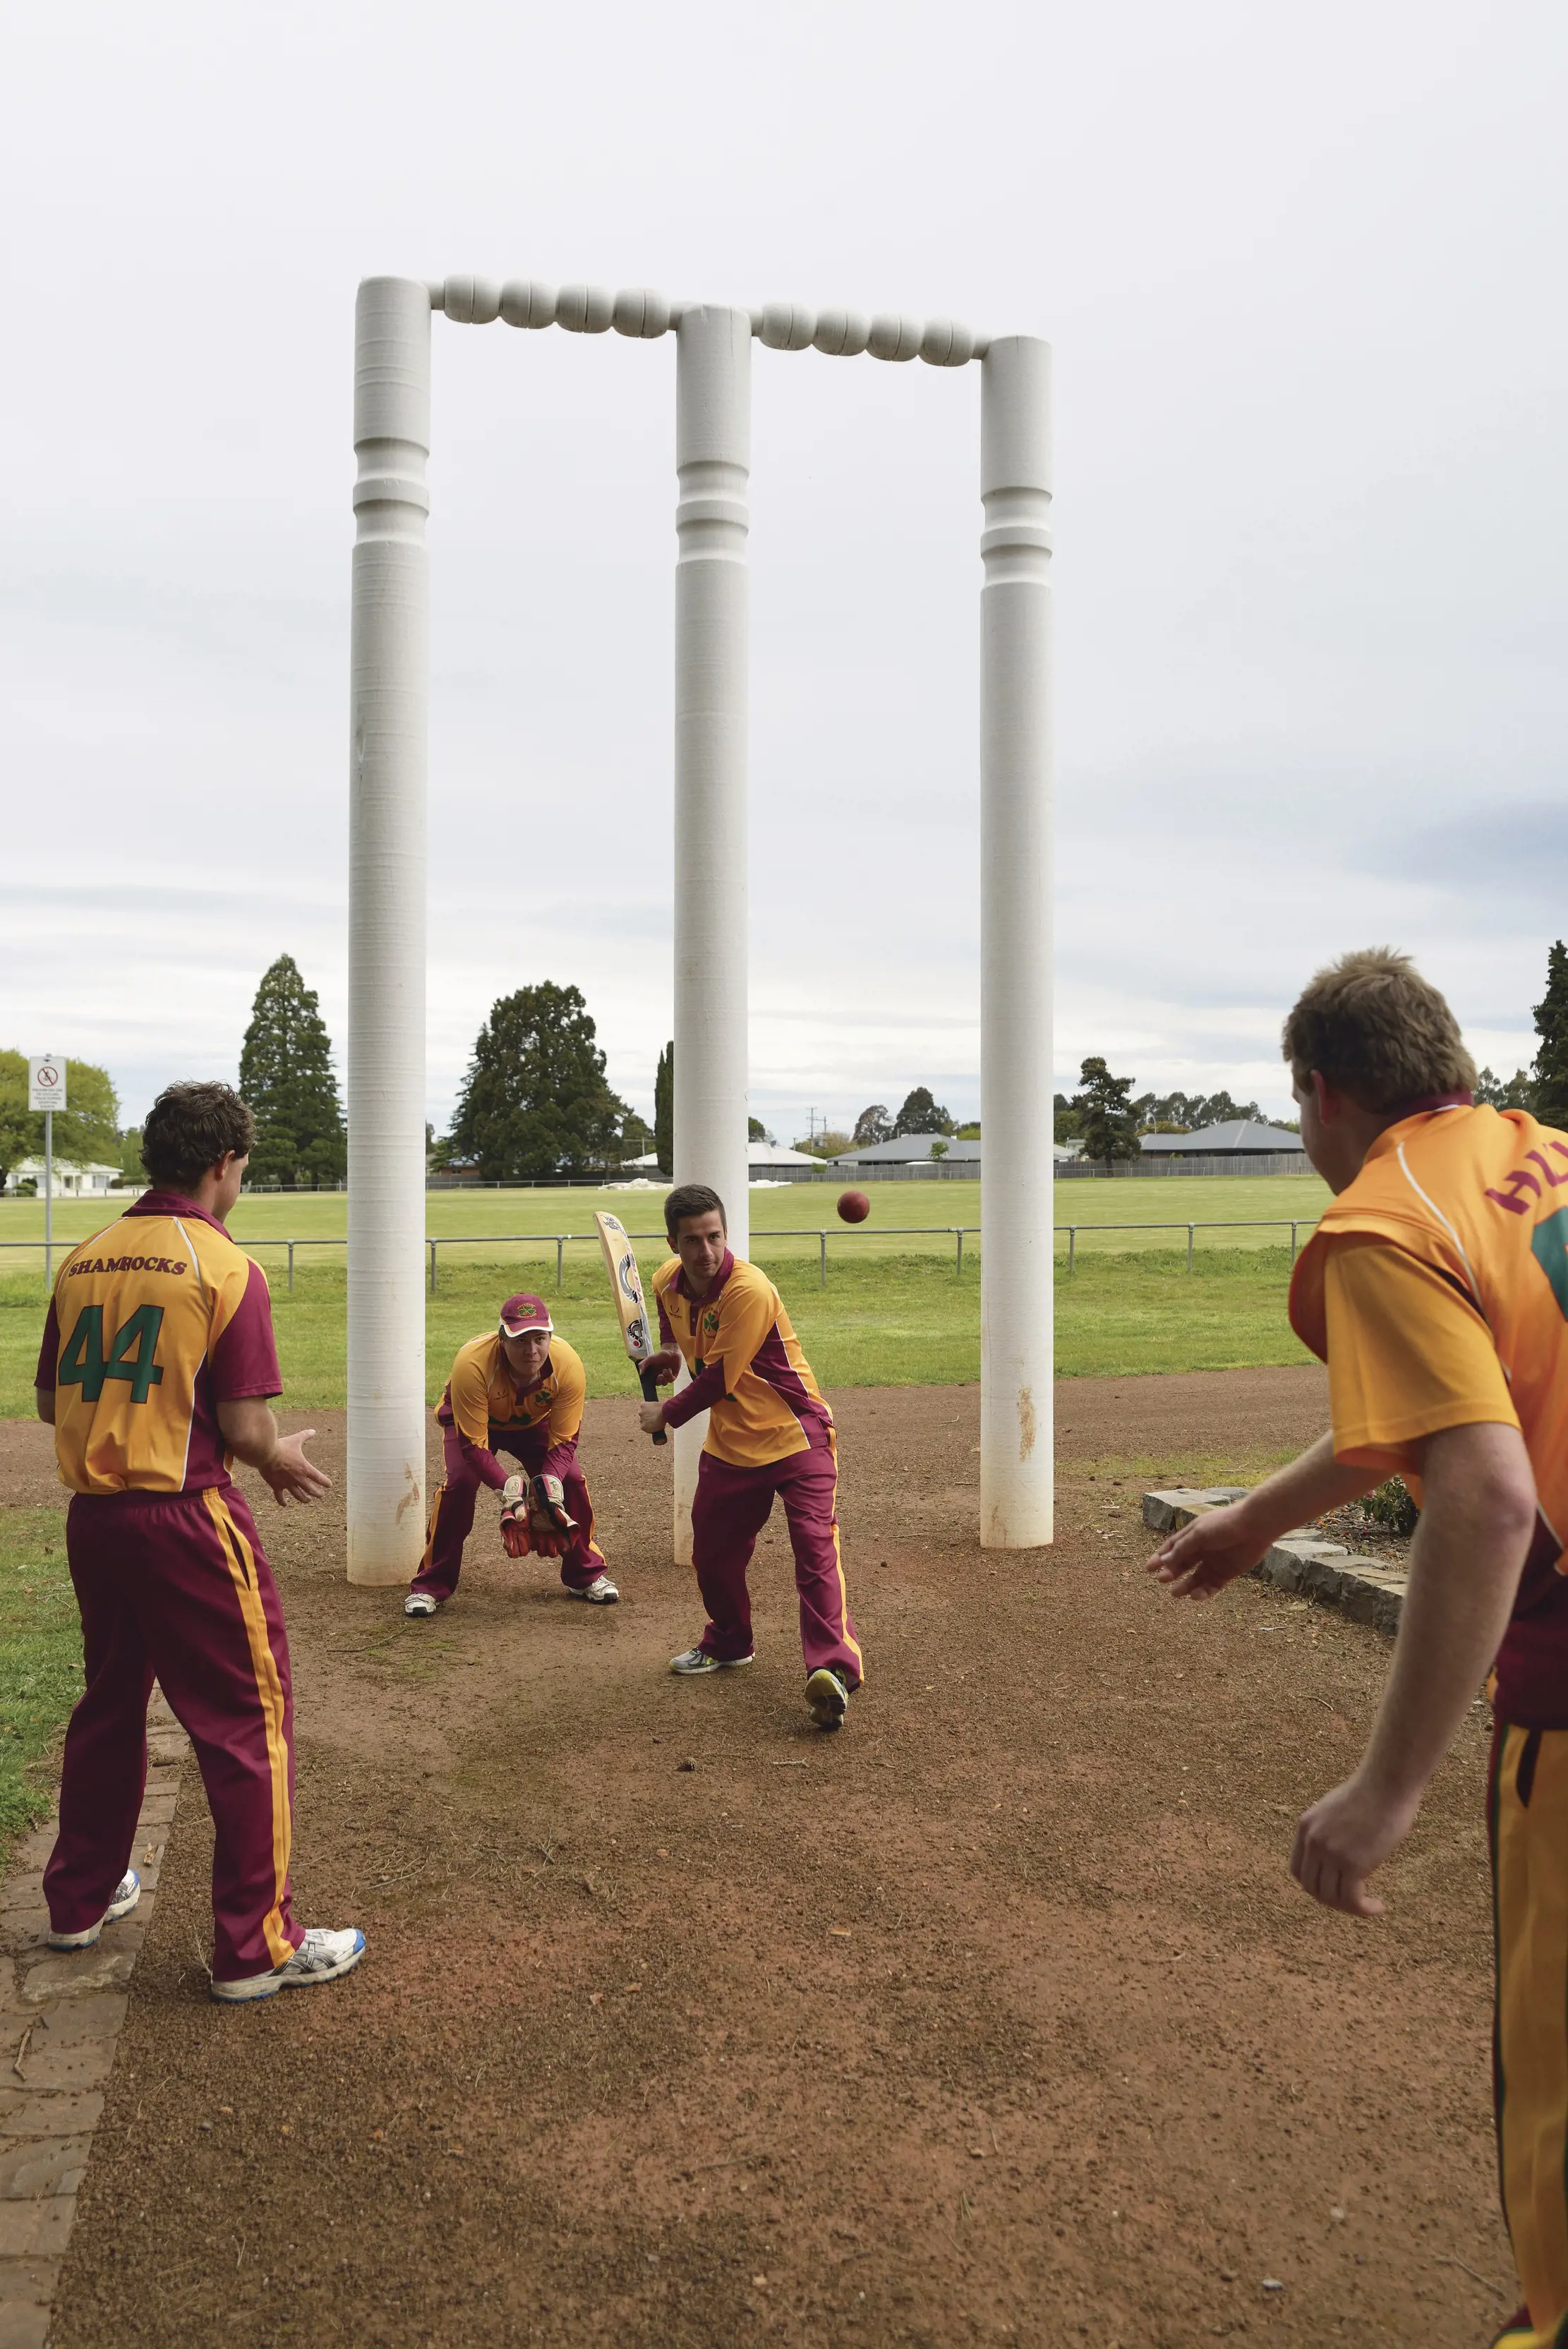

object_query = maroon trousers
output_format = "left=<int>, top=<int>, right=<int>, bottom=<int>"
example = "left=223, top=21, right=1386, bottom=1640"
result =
left=45, top=1485, right=303, bottom=1985
left=691, top=1429, right=864, bottom=1686
left=413, top=1425, right=606, bottom=1601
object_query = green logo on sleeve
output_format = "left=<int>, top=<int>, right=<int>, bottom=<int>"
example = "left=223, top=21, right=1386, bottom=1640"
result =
left=59, top=1304, right=167, bottom=1407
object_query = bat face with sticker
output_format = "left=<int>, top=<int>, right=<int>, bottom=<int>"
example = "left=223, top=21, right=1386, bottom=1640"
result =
left=593, top=1211, right=669, bottom=1446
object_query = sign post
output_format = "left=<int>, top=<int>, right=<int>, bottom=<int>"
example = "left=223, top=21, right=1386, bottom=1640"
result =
left=28, top=1058, right=66, bottom=1286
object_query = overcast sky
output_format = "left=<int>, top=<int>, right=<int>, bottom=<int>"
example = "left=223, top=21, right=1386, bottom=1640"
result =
left=4, top=1, right=1564, bottom=1142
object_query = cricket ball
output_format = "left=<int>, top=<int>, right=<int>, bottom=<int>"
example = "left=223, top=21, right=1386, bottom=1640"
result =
left=837, top=1189, right=871, bottom=1224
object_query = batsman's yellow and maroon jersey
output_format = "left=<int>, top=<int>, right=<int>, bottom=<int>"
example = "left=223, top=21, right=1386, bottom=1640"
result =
left=653, top=1250, right=831, bottom=1469
left=436, top=1332, right=587, bottom=1485
left=35, top=1192, right=281, bottom=1497
left=1289, top=1104, right=1568, bottom=1726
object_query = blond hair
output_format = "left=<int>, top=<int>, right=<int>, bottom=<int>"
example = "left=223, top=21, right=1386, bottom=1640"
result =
left=1281, top=948, right=1476, bottom=1111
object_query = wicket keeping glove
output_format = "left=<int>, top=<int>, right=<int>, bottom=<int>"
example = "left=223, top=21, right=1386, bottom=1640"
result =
left=499, top=1473, right=533, bottom=1559
left=529, top=1473, right=577, bottom=1559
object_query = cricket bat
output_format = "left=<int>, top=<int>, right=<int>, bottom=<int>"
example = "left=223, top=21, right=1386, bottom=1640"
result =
left=593, top=1211, right=668, bottom=1446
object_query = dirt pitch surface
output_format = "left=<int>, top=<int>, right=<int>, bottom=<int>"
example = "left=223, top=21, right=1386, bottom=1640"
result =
left=19, top=1368, right=1514, bottom=2346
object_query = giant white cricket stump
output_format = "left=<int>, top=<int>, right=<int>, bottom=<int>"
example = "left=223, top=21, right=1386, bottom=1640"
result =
left=346, top=277, right=1053, bottom=1586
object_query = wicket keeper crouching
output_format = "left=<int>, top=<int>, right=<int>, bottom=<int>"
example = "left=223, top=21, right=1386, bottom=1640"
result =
left=641, top=1184, right=863, bottom=1730
left=407, top=1291, right=617, bottom=1616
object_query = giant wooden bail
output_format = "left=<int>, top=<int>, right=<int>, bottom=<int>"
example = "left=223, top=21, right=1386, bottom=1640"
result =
left=346, top=275, right=1054, bottom=1581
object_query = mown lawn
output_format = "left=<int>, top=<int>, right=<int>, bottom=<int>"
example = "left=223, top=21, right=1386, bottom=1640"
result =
left=1, top=1243, right=1316, bottom=1418
left=0, top=1171, right=1328, bottom=1276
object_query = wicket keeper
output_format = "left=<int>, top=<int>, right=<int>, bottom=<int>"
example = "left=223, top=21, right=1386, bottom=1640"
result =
left=1147, top=948, right=1568, bottom=2348
left=35, top=1083, right=363, bottom=2004
left=640, top=1184, right=863, bottom=1729
left=407, top=1291, right=617, bottom=1616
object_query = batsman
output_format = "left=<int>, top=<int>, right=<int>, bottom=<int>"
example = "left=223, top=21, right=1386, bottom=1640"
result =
left=406, top=1291, right=617, bottom=1616
left=639, top=1183, right=863, bottom=1730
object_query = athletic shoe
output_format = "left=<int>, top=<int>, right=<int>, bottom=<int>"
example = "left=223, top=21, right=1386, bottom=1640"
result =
left=211, top=1926, right=367, bottom=2005
left=806, top=1667, right=850, bottom=1731
left=47, top=1868, right=140, bottom=1950
left=404, top=1590, right=439, bottom=1617
left=570, top=1573, right=620, bottom=1605
left=669, top=1645, right=754, bottom=1675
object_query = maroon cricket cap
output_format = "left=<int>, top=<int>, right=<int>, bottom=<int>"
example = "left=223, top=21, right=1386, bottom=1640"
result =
left=498, top=1293, right=553, bottom=1337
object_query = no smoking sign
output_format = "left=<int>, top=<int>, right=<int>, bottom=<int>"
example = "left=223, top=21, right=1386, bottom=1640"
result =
left=28, top=1057, right=67, bottom=1113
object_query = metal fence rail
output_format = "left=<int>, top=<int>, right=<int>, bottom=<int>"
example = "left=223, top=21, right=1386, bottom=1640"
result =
left=1, top=1218, right=1315, bottom=1292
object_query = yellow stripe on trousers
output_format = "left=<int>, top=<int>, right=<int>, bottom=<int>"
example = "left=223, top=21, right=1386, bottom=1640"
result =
left=823, top=1434, right=864, bottom=1682
left=1493, top=1721, right=1568, bottom=2344
left=205, top=1490, right=296, bottom=1971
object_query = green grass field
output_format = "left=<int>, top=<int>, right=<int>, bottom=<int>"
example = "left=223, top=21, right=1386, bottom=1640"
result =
left=0, top=1172, right=1327, bottom=1279
left=0, top=1185, right=1324, bottom=1418
left=0, top=1503, right=78, bottom=1859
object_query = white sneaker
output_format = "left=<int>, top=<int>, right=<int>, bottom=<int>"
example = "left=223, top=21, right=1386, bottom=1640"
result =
left=211, top=1926, right=367, bottom=2005
left=47, top=1868, right=140, bottom=1950
left=571, top=1573, right=620, bottom=1605
left=670, top=1645, right=754, bottom=1674
left=404, top=1590, right=439, bottom=1617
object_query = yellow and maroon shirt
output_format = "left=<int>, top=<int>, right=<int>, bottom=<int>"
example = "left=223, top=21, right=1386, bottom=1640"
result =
left=653, top=1250, right=831, bottom=1469
left=1289, top=1103, right=1568, bottom=1726
left=35, top=1192, right=281, bottom=1497
left=436, top=1331, right=587, bottom=1489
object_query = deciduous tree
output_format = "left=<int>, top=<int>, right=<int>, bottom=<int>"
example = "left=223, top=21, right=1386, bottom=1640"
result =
left=0, top=1051, right=121, bottom=1189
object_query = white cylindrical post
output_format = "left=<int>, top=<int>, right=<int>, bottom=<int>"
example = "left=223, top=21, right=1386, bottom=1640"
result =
left=347, top=276, right=431, bottom=1586
left=672, top=306, right=752, bottom=1564
left=979, top=336, right=1054, bottom=1548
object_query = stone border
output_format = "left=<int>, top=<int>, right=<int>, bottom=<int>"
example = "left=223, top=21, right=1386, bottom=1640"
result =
left=1142, top=1488, right=1408, bottom=1633
left=0, top=1691, right=191, bottom=2348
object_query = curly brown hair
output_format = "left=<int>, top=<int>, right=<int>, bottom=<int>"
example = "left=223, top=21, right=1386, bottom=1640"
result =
left=1281, top=948, right=1476, bottom=1111
left=141, top=1082, right=256, bottom=1192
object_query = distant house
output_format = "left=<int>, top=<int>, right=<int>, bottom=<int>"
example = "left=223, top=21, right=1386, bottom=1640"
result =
left=828, top=1133, right=982, bottom=1171
left=4, top=1157, right=125, bottom=1199
left=1139, top=1119, right=1306, bottom=1159
left=749, top=1142, right=824, bottom=1181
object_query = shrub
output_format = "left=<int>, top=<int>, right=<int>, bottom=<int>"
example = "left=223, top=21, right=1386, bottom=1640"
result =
left=1358, top=1478, right=1418, bottom=1538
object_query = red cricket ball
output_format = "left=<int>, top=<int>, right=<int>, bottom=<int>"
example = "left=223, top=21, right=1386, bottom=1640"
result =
left=837, top=1189, right=871, bottom=1224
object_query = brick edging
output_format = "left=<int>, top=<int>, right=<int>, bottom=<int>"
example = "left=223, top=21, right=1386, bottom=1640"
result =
left=0, top=1691, right=191, bottom=2349
left=1142, top=1489, right=1407, bottom=1633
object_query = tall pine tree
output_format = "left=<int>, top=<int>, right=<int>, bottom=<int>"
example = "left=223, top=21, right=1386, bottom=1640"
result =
left=654, top=1041, right=674, bottom=1175
left=239, top=956, right=346, bottom=1187
left=1071, top=1056, right=1140, bottom=1161
left=447, top=984, right=628, bottom=1180
left=1533, top=940, right=1568, bottom=1128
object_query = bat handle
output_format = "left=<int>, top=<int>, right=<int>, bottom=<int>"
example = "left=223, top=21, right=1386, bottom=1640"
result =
left=639, top=1364, right=669, bottom=1447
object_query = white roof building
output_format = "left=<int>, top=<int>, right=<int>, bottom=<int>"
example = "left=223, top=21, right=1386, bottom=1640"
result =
left=1140, top=1119, right=1305, bottom=1157
left=4, top=1157, right=126, bottom=1198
